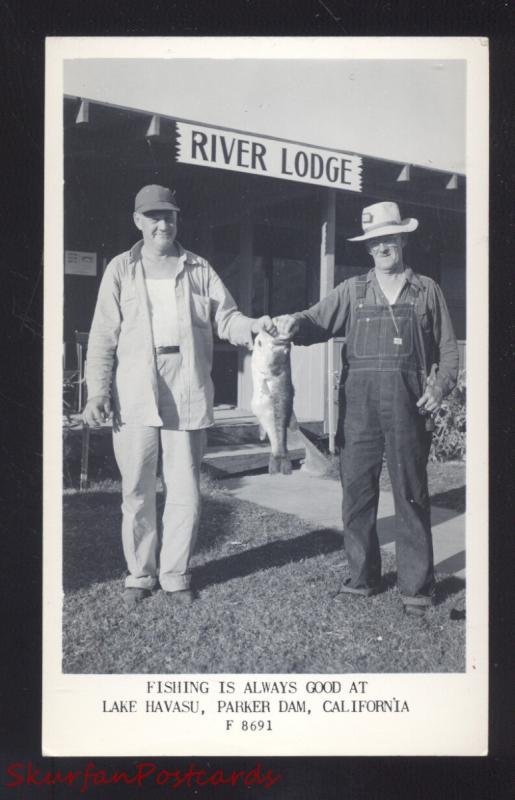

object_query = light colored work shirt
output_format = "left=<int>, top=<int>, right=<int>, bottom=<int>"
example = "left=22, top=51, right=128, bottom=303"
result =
left=86, top=241, right=254, bottom=429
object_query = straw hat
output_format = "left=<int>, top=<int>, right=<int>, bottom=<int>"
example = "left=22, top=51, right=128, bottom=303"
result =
left=348, top=201, right=418, bottom=242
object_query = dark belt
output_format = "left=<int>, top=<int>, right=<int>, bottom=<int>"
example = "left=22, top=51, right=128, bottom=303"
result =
left=154, top=345, right=180, bottom=355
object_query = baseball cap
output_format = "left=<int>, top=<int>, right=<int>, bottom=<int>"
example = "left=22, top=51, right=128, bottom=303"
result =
left=134, top=185, right=180, bottom=214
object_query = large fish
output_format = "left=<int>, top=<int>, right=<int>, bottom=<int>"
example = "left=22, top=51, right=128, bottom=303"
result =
left=251, top=330, right=296, bottom=474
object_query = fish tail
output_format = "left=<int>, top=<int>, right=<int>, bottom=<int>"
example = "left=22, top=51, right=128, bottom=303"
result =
left=269, top=454, right=279, bottom=474
left=280, top=457, right=292, bottom=475
left=268, top=455, right=292, bottom=475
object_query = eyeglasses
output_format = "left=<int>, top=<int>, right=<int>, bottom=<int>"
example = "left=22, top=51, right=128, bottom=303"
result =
left=366, top=237, right=402, bottom=253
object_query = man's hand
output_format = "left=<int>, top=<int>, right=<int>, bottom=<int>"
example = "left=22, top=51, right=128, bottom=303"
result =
left=273, top=314, right=300, bottom=340
left=416, top=385, right=444, bottom=414
left=82, top=395, right=112, bottom=427
left=251, top=315, right=278, bottom=336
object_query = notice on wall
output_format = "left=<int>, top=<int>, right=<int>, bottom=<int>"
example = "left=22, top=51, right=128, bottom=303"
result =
left=64, top=250, right=97, bottom=276
left=176, top=121, right=363, bottom=192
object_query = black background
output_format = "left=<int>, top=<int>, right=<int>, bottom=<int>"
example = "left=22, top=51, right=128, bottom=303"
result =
left=1, top=1, right=513, bottom=797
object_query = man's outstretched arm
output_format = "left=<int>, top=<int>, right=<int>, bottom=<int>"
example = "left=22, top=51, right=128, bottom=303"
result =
left=274, top=281, right=351, bottom=344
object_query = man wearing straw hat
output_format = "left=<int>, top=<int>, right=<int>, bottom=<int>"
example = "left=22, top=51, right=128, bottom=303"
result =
left=83, top=185, right=276, bottom=607
left=275, top=201, right=459, bottom=617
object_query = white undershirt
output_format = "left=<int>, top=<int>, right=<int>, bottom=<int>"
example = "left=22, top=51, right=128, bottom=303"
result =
left=385, top=284, right=405, bottom=306
left=376, top=273, right=406, bottom=305
left=144, top=279, right=179, bottom=347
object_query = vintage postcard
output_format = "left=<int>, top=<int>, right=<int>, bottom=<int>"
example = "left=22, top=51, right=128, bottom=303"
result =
left=43, top=37, right=488, bottom=756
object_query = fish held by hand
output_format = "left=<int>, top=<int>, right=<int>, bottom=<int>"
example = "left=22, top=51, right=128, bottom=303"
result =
left=251, top=330, right=296, bottom=475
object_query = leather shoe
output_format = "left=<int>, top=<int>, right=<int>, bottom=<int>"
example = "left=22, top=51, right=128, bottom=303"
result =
left=403, top=603, right=428, bottom=618
left=165, top=589, right=195, bottom=605
left=334, top=579, right=378, bottom=599
left=123, top=587, right=151, bottom=606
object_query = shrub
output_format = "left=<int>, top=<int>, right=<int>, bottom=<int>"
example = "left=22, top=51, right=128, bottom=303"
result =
left=429, top=369, right=466, bottom=462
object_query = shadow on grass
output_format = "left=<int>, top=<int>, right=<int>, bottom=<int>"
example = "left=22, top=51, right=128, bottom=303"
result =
left=63, top=486, right=465, bottom=596
left=434, top=574, right=466, bottom=604
left=193, top=528, right=344, bottom=590
left=378, top=571, right=399, bottom=592
left=430, top=485, right=466, bottom=512
left=63, top=491, right=124, bottom=591
left=377, top=510, right=462, bottom=556
left=379, top=571, right=465, bottom=606
left=63, top=490, right=344, bottom=593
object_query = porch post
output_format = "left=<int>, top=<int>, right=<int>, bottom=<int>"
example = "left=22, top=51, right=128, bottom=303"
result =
left=320, top=188, right=336, bottom=451
left=237, top=210, right=254, bottom=409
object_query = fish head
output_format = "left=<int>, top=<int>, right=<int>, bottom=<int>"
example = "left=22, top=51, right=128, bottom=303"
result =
left=252, top=330, right=291, bottom=374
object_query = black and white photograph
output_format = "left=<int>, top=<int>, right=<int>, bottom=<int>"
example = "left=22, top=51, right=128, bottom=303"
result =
left=43, top=37, right=488, bottom=756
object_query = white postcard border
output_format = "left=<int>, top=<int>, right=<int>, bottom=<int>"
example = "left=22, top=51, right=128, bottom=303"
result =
left=43, top=36, right=489, bottom=757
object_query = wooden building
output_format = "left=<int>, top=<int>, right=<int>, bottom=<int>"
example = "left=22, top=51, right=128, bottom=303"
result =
left=63, top=96, right=466, bottom=443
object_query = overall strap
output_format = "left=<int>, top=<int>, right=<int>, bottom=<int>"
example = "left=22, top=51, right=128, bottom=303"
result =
left=347, top=275, right=368, bottom=329
left=346, top=274, right=368, bottom=321
left=353, top=275, right=368, bottom=304
left=340, top=275, right=369, bottom=379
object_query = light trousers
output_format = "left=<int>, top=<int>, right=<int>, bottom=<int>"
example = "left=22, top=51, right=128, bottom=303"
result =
left=112, top=352, right=207, bottom=591
left=113, top=424, right=206, bottom=591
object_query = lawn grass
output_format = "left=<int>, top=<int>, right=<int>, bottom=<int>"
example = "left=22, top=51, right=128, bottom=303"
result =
left=62, top=471, right=465, bottom=675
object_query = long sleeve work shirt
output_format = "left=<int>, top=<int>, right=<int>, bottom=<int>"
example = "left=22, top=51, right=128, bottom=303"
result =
left=86, top=241, right=254, bottom=428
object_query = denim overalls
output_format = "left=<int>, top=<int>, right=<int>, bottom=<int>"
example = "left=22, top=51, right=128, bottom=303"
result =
left=338, top=277, right=435, bottom=602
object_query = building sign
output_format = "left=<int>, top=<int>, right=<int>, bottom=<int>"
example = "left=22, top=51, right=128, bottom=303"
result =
left=64, top=250, right=97, bottom=276
left=176, top=122, right=362, bottom=192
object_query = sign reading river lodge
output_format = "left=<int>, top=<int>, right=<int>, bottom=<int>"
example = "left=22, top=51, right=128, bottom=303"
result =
left=176, top=121, right=363, bottom=191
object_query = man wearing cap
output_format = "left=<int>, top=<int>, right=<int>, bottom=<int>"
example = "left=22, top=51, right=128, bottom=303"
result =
left=83, top=185, right=276, bottom=607
left=274, top=202, right=459, bottom=616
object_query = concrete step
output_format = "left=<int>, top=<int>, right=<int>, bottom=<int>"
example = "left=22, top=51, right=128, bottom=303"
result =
left=204, top=442, right=305, bottom=476
left=204, top=427, right=334, bottom=477
left=207, top=420, right=325, bottom=447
